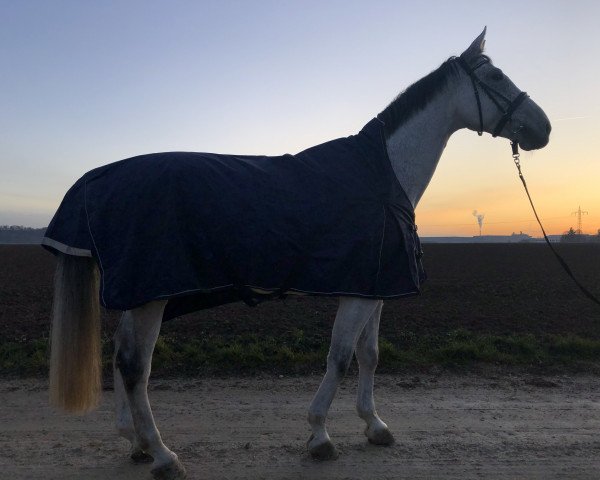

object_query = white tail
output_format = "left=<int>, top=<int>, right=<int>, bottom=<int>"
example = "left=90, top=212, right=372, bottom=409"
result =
left=49, top=254, right=102, bottom=412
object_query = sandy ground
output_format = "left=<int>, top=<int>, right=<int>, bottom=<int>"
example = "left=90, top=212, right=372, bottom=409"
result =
left=1, top=373, right=600, bottom=480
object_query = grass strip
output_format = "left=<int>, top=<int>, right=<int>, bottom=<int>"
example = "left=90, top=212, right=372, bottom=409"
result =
left=3, top=328, right=600, bottom=376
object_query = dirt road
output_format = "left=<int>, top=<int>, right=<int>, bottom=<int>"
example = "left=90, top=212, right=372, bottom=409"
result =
left=1, top=373, right=600, bottom=479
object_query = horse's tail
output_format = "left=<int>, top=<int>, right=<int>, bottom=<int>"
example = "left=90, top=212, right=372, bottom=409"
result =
left=49, top=253, right=102, bottom=413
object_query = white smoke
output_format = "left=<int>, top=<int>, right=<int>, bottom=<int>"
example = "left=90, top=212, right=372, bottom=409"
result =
left=472, top=210, right=485, bottom=235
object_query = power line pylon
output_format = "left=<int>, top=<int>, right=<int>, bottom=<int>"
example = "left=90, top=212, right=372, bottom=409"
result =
left=571, top=206, right=588, bottom=234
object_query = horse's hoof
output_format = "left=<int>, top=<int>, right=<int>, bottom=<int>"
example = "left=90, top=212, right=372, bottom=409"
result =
left=366, top=426, right=395, bottom=446
left=307, top=434, right=339, bottom=460
left=151, top=457, right=187, bottom=480
left=130, top=449, right=153, bottom=464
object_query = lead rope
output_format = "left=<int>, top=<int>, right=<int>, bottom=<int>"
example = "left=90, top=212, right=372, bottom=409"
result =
left=511, top=141, right=600, bottom=307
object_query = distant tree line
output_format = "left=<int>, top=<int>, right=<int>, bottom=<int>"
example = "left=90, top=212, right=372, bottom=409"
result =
left=0, top=225, right=47, bottom=244
left=561, top=227, right=600, bottom=243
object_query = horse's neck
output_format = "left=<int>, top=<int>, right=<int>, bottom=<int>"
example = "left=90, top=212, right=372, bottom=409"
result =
left=384, top=92, right=460, bottom=208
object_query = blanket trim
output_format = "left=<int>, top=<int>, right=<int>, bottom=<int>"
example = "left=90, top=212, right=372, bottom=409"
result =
left=41, top=237, right=92, bottom=257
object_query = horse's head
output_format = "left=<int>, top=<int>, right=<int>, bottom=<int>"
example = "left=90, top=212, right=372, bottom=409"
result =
left=456, top=27, right=551, bottom=151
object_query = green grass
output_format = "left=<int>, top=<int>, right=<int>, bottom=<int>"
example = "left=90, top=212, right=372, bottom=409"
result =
left=0, top=338, right=49, bottom=374
left=4, top=329, right=600, bottom=376
left=151, top=329, right=329, bottom=374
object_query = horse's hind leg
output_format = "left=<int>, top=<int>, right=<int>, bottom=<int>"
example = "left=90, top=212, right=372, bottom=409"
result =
left=307, top=297, right=379, bottom=460
left=115, top=300, right=187, bottom=479
left=355, top=301, right=395, bottom=445
left=114, top=313, right=153, bottom=463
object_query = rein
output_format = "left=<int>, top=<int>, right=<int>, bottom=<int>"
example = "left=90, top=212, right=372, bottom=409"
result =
left=511, top=143, right=600, bottom=308
left=457, top=54, right=600, bottom=308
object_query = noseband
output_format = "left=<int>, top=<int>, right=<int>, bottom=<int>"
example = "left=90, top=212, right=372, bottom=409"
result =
left=457, top=56, right=528, bottom=138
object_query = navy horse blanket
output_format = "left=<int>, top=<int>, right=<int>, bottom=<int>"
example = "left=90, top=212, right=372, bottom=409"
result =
left=43, top=118, right=425, bottom=320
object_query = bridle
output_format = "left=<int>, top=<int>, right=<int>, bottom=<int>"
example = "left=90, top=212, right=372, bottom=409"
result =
left=457, top=54, right=600, bottom=309
left=456, top=55, right=529, bottom=138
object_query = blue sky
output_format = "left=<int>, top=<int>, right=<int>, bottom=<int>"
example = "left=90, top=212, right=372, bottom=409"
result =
left=2, top=1, right=599, bottom=235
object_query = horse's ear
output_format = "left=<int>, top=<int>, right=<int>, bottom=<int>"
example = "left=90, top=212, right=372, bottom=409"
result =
left=462, top=27, right=487, bottom=60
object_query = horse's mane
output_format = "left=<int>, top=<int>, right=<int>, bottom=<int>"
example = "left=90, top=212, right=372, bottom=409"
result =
left=378, top=56, right=463, bottom=137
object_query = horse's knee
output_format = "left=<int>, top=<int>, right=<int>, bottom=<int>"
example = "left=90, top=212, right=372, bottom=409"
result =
left=328, top=345, right=354, bottom=377
left=335, top=358, right=351, bottom=377
left=116, top=347, right=143, bottom=392
left=356, top=343, right=379, bottom=371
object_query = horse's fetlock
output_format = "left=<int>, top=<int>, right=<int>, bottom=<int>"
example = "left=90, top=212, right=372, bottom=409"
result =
left=356, top=407, right=375, bottom=421
left=308, top=412, right=325, bottom=427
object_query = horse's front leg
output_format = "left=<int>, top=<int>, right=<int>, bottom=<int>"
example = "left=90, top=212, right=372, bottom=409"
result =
left=355, top=300, right=395, bottom=445
left=115, top=300, right=187, bottom=480
left=307, top=297, right=379, bottom=460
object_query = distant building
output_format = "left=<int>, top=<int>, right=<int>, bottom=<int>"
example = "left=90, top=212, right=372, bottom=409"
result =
left=422, top=233, right=563, bottom=244
left=422, top=235, right=529, bottom=244
left=471, top=232, right=533, bottom=243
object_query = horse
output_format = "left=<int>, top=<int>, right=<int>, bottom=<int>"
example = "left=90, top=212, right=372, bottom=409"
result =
left=43, top=28, right=551, bottom=479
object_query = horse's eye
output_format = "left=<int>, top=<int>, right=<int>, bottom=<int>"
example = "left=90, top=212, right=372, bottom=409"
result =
left=492, top=70, right=504, bottom=81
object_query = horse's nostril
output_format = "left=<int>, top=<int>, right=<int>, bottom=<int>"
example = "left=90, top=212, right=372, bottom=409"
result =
left=546, top=122, right=552, bottom=134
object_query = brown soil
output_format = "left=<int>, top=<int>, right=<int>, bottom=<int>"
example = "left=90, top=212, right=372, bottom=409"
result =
left=1, top=243, right=599, bottom=344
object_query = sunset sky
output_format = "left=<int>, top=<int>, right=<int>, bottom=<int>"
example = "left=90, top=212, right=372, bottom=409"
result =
left=2, top=0, right=599, bottom=237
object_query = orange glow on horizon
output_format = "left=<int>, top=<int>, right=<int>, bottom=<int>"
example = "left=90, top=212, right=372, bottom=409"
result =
left=415, top=120, right=600, bottom=237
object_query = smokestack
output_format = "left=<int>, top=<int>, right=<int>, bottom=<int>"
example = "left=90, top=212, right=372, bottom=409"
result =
left=472, top=210, right=485, bottom=236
